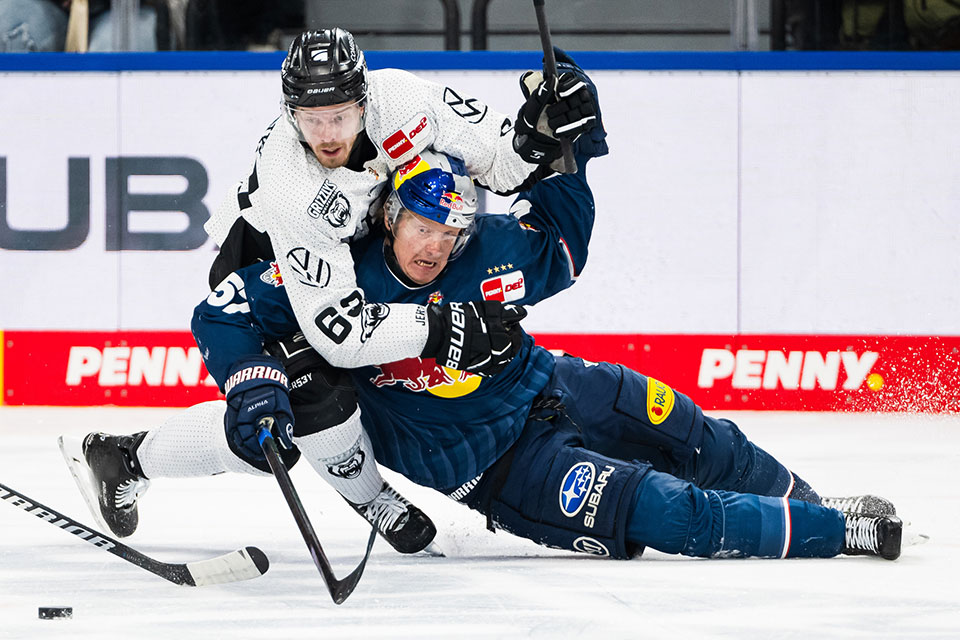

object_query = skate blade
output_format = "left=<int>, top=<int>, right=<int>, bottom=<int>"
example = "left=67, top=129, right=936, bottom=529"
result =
left=420, top=541, right=446, bottom=557
left=58, top=435, right=112, bottom=534
left=905, top=527, right=930, bottom=548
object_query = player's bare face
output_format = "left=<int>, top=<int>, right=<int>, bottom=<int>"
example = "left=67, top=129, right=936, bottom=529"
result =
left=392, top=212, right=460, bottom=285
left=295, top=103, right=364, bottom=168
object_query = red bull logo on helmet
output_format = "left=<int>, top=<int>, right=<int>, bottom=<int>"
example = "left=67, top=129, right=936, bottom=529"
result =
left=440, top=192, right=464, bottom=211
left=371, top=357, right=482, bottom=398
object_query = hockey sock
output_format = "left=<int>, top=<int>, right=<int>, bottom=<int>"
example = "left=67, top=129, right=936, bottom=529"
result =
left=293, top=410, right=383, bottom=505
left=626, top=480, right=844, bottom=558
left=703, top=492, right=845, bottom=558
left=136, top=401, right=269, bottom=478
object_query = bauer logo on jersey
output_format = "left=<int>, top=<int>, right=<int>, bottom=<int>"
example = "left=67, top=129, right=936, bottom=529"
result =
left=306, top=179, right=351, bottom=228
left=559, top=462, right=596, bottom=518
left=481, top=270, right=525, bottom=302
left=382, top=113, right=431, bottom=160
left=646, top=376, right=676, bottom=425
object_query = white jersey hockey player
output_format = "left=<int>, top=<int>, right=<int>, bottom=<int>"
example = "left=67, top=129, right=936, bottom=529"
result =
left=205, top=28, right=596, bottom=372
left=58, top=29, right=599, bottom=557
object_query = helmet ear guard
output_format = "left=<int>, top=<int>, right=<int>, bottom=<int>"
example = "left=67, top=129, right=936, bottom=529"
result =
left=385, top=150, right=479, bottom=260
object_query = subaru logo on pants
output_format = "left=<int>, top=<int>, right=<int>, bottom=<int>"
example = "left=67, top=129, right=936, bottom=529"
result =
left=559, top=462, right=596, bottom=517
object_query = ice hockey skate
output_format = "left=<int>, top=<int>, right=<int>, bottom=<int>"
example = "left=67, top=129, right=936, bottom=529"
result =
left=349, top=482, right=441, bottom=555
left=822, top=494, right=896, bottom=516
left=59, top=432, right=150, bottom=538
left=842, top=513, right=903, bottom=560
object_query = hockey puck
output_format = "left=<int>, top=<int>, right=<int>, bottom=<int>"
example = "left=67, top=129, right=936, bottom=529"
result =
left=38, top=607, right=73, bottom=620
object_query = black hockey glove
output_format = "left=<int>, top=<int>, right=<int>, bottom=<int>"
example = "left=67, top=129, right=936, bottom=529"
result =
left=224, top=355, right=295, bottom=462
left=512, top=69, right=598, bottom=164
left=421, top=301, right=527, bottom=377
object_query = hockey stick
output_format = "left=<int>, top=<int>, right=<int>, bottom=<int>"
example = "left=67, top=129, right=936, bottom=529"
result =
left=533, top=0, right=577, bottom=174
left=0, top=480, right=269, bottom=586
left=258, top=418, right=376, bottom=605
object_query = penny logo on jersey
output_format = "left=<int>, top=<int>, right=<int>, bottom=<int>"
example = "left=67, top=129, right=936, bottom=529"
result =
left=381, top=112, right=432, bottom=160
left=306, top=179, right=351, bottom=228
left=371, top=357, right=481, bottom=398
left=481, top=270, right=525, bottom=302
left=646, top=376, right=675, bottom=425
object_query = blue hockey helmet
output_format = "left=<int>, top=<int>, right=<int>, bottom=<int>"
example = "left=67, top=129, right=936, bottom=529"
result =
left=384, top=151, right=478, bottom=259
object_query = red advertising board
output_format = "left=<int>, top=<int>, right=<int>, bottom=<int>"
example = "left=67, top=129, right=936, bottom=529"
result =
left=2, top=330, right=958, bottom=412
left=2, top=331, right=221, bottom=407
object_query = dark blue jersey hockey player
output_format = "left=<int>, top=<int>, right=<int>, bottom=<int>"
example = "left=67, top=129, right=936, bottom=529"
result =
left=67, top=55, right=901, bottom=563
left=189, top=137, right=902, bottom=562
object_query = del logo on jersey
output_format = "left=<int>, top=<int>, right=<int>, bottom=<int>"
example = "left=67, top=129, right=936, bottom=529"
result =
left=481, top=270, right=525, bottom=302
left=382, top=113, right=432, bottom=160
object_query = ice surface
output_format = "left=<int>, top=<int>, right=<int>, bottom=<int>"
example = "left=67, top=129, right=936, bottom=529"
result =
left=1, top=407, right=957, bottom=639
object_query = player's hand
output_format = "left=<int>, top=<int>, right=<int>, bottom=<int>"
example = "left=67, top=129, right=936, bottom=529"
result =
left=421, top=301, right=528, bottom=377
left=223, top=355, right=295, bottom=461
left=512, top=70, right=597, bottom=164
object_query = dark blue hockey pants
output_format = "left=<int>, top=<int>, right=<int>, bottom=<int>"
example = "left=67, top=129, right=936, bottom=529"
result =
left=467, top=356, right=844, bottom=559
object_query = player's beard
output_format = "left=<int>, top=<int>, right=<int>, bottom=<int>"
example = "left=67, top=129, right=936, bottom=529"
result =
left=311, top=133, right=359, bottom=169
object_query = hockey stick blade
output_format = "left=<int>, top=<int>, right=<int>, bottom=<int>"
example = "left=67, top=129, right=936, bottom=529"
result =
left=0, top=480, right=269, bottom=586
left=258, top=419, right=376, bottom=605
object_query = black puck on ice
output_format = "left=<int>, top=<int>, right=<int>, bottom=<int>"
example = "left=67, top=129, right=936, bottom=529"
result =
left=38, top=606, right=73, bottom=620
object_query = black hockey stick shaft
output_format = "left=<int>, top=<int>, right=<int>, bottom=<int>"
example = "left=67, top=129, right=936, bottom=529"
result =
left=258, top=419, right=376, bottom=605
left=533, top=0, right=577, bottom=174
left=0, top=480, right=268, bottom=586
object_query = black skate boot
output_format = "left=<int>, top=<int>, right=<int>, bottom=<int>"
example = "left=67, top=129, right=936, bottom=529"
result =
left=59, top=432, right=150, bottom=538
left=822, top=495, right=896, bottom=516
left=842, top=513, right=902, bottom=560
left=348, top=482, right=437, bottom=554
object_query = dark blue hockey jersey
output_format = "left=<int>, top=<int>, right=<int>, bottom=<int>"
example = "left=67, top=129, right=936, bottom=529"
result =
left=193, top=154, right=595, bottom=491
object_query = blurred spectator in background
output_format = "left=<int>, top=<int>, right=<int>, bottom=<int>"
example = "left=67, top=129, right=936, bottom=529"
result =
left=86, top=0, right=159, bottom=51
left=184, top=0, right=303, bottom=50
left=0, top=0, right=68, bottom=51
left=783, top=0, right=960, bottom=50
left=0, top=0, right=160, bottom=52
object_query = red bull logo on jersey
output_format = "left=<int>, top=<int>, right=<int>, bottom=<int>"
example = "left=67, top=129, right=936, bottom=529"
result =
left=371, top=357, right=481, bottom=398
left=481, top=270, right=525, bottom=303
left=259, top=262, right=284, bottom=287
left=646, top=376, right=675, bottom=425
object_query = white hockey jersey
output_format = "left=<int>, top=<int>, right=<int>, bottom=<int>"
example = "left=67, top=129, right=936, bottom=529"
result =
left=204, top=68, right=537, bottom=369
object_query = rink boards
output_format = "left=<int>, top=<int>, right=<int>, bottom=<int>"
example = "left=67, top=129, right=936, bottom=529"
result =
left=1, top=52, right=958, bottom=412
left=2, top=329, right=958, bottom=411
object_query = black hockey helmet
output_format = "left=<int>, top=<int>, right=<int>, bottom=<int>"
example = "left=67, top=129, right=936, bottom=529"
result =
left=281, top=29, right=367, bottom=108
